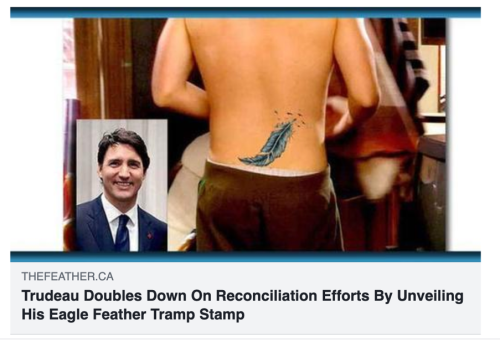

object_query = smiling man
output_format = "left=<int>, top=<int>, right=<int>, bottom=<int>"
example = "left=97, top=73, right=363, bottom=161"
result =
left=75, top=128, right=167, bottom=252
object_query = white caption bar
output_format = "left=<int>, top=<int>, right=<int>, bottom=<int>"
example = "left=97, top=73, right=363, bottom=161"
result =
left=11, top=262, right=480, bottom=335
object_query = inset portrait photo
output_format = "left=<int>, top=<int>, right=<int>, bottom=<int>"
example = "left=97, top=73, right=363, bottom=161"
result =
left=73, top=119, right=168, bottom=252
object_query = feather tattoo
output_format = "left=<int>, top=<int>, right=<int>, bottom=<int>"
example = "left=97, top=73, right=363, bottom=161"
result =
left=239, top=119, right=296, bottom=167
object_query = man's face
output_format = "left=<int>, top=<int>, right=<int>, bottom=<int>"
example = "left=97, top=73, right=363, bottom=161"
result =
left=98, top=144, right=146, bottom=208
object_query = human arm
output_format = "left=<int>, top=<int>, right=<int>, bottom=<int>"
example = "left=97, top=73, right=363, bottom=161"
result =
left=327, top=19, right=380, bottom=138
left=151, top=19, right=209, bottom=119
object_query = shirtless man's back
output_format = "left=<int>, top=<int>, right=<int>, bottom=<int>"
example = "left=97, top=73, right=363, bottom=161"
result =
left=153, top=19, right=379, bottom=173
left=152, top=18, right=379, bottom=250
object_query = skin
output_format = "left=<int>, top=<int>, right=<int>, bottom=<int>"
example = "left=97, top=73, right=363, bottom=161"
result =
left=98, top=144, right=146, bottom=213
left=152, top=19, right=380, bottom=172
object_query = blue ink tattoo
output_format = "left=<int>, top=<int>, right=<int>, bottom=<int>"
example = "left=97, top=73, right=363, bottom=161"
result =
left=239, top=119, right=296, bottom=167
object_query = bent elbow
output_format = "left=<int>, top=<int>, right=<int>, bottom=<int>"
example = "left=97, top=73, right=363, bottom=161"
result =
left=363, top=87, right=381, bottom=111
left=366, top=94, right=380, bottom=118
left=348, top=88, right=380, bottom=125
left=357, top=89, right=380, bottom=120
left=152, top=87, right=175, bottom=108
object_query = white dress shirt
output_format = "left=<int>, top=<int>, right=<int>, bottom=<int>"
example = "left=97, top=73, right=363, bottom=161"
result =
left=101, top=194, right=139, bottom=251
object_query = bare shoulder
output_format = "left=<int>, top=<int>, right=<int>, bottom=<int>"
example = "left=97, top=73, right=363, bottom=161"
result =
left=184, top=18, right=217, bottom=33
left=185, top=18, right=337, bottom=32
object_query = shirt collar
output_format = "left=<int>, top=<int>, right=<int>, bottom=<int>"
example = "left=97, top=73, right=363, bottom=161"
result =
left=101, top=194, right=138, bottom=227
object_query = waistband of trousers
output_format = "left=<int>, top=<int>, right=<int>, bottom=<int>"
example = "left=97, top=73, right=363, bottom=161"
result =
left=203, top=160, right=332, bottom=194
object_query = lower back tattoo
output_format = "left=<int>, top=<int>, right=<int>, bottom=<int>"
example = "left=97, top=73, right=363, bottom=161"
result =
left=239, top=111, right=305, bottom=167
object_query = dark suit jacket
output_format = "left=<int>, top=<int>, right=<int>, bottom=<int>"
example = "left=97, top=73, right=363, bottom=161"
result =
left=75, top=196, right=168, bottom=251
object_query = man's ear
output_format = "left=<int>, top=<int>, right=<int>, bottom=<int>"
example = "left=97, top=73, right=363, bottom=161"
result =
left=97, top=166, right=103, bottom=182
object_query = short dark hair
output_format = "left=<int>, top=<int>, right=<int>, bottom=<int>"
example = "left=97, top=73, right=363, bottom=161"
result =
left=97, top=128, right=150, bottom=172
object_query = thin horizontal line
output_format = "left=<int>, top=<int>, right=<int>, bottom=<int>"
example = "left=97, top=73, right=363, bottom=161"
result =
left=10, top=7, right=481, bottom=19
left=10, top=251, right=481, bottom=262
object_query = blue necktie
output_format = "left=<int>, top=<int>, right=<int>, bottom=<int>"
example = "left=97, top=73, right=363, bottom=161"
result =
left=115, top=214, right=130, bottom=252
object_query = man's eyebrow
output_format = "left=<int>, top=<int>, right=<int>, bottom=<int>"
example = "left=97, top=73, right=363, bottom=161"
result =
left=128, top=159, right=142, bottom=165
left=107, top=158, right=122, bottom=163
